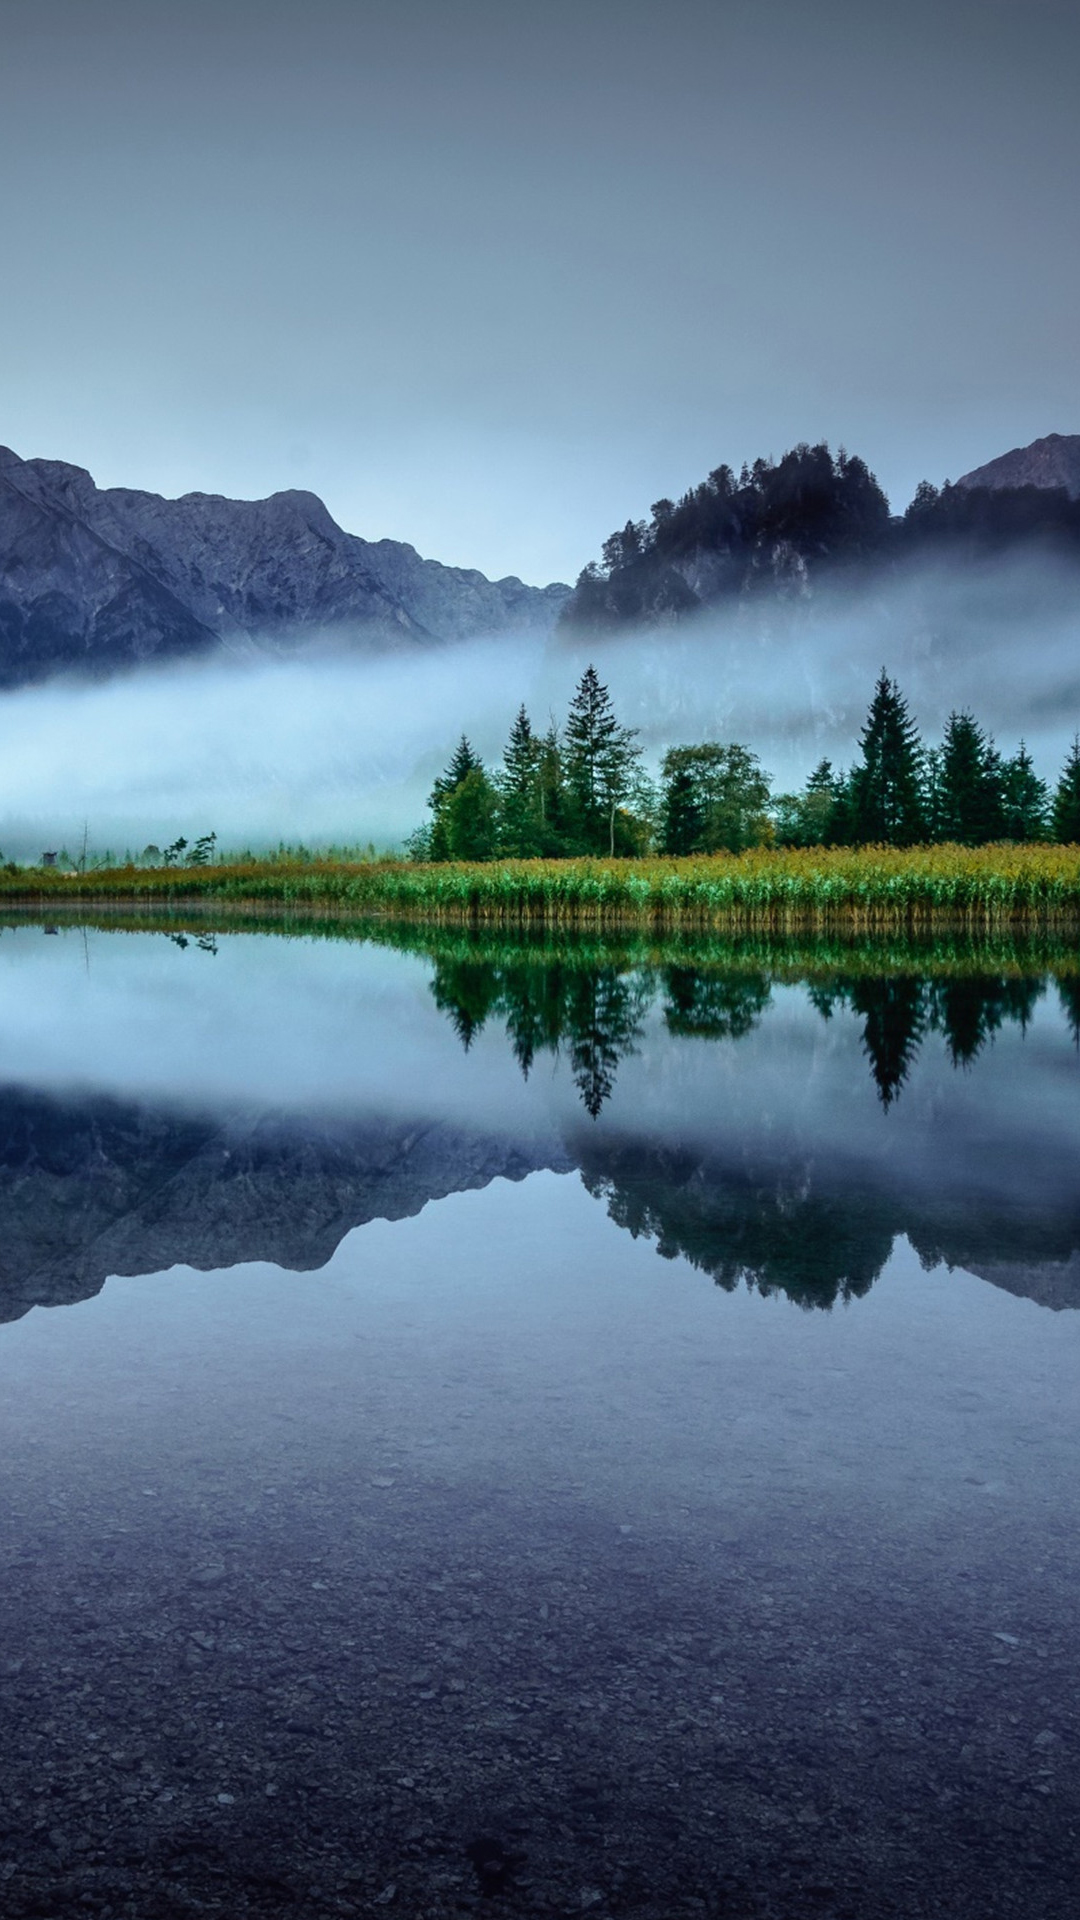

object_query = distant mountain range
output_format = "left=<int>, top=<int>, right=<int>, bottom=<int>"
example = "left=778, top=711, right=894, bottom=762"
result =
left=0, top=445, right=571, bottom=687
left=0, top=433, right=1077, bottom=684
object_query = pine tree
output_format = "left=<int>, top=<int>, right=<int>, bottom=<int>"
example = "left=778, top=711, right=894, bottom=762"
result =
left=935, top=712, right=1005, bottom=844
left=428, top=735, right=484, bottom=860
left=497, top=705, right=543, bottom=857
left=529, top=721, right=564, bottom=855
left=774, top=758, right=841, bottom=846
left=443, top=768, right=499, bottom=861
left=849, top=671, right=926, bottom=846
left=1001, top=742, right=1049, bottom=842
left=429, top=735, right=482, bottom=809
left=563, top=666, right=642, bottom=855
left=1053, top=736, right=1080, bottom=842
left=660, top=763, right=703, bottom=854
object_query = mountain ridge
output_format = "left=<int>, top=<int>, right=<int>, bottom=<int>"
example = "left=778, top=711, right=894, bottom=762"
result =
left=0, top=446, right=571, bottom=687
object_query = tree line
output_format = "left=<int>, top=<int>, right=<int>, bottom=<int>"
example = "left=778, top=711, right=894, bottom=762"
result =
left=410, top=664, right=1080, bottom=861
left=560, top=441, right=1080, bottom=632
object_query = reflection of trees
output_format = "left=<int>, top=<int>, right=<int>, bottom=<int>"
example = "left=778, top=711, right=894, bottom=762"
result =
left=429, top=939, right=1080, bottom=1113
left=813, top=973, right=1053, bottom=1106
left=577, top=1138, right=1080, bottom=1313
left=1056, top=975, right=1080, bottom=1048
left=579, top=1143, right=892, bottom=1309
left=927, top=976, right=1042, bottom=1066
left=430, top=961, right=503, bottom=1049
left=661, top=968, right=771, bottom=1039
left=430, top=958, right=651, bottom=1115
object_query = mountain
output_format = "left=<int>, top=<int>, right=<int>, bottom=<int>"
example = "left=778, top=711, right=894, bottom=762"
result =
left=956, top=432, right=1080, bottom=500
left=0, top=446, right=570, bottom=687
left=559, top=436, right=1080, bottom=633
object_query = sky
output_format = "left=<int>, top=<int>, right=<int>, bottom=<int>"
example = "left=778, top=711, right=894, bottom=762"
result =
left=0, top=0, right=1077, bottom=585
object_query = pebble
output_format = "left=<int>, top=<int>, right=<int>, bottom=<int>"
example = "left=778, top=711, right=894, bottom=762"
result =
left=189, top=1566, right=227, bottom=1590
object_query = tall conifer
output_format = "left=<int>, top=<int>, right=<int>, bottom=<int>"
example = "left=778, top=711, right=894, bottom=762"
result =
left=849, top=671, right=926, bottom=846
left=1053, top=736, right=1080, bottom=842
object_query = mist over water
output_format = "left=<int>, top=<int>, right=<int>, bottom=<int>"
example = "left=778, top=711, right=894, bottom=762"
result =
left=1, top=551, right=1078, bottom=854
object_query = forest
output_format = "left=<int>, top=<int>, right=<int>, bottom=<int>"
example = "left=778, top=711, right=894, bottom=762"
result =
left=411, top=664, right=1080, bottom=861
left=559, top=441, right=1080, bottom=632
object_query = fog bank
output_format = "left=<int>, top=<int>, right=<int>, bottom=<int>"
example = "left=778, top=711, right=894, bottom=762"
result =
left=0, top=552, right=1077, bottom=855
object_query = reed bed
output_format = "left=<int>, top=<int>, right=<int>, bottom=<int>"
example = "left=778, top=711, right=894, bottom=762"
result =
left=4, top=902, right=1077, bottom=982
left=5, top=843, right=1080, bottom=931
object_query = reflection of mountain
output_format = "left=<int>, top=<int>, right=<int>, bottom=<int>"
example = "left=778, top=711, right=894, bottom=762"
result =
left=575, top=1136, right=1080, bottom=1313
left=0, top=1086, right=567, bottom=1324
left=2, top=1070, right=1078, bottom=1324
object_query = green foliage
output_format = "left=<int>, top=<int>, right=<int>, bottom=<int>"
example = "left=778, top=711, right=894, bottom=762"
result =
left=563, top=665, right=644, bottom=855
left=1053, top=736, right=1080, bottom=843
left=188, top=831, right=218, bottom=867
left=427, top=735, right=488, bottom=861
left=443, top=767, right=499, bottom=862
left=496, top=705, right=544, bottom=858
left=660, top=743, right=772, bottom=854
left=931, top=712, right=1005, bottom=844
left=659, top=763, right=703, bottom=855
left=773, top=758, right=845, bottom=847
left=1001, top=743, right=1049, bottom=842
left=848, top=671, right=926, bottom=846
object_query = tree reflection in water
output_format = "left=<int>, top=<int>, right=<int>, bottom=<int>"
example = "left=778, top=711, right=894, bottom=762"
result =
left=428, top=939, right=1077, bottom=1116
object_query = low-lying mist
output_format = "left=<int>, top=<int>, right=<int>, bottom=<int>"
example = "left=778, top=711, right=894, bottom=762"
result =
left=1, top=551, right=1078, bottom=856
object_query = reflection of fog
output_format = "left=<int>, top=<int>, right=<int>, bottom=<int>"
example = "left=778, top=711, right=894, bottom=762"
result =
left=0, top=926, right=1077, bottom=1318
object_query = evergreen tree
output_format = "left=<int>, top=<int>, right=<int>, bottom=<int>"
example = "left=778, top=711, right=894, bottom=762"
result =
left=535, top=721, right=569, bottom=855
left=934, top=712, right=1006, bottom=844
left=773, top=758, right=841, bottom=847
left=1053, top=735, right=1080, bottom=842
left=849, top=671, right=926, bottom=845
left=428, top=735, right=485, bottom=860
left=563, top=666, right=642, bottom=855
left=443, top=767, right=499, bottom=861
left=1001, top=742, right=1049, bottom=842
left=430, top=734, right=482, bottom=807
left=660, top=763, right=704, bottom=854
left=497, top=705, right=543, bottom=857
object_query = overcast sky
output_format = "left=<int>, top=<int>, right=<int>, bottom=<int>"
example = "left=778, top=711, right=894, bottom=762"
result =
left=0, top=0, right=1077, bottom=583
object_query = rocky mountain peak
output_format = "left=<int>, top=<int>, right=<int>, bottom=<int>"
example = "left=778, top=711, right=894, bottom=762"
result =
left=955, top=431, right=1080, bottom=500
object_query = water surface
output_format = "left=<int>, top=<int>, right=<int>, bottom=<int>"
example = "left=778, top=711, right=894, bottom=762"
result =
left=0, top=923, right=1077, bottom=1918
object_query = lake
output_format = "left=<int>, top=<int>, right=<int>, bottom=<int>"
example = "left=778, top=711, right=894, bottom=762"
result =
left=0, top=919, right=1077, bottom=1919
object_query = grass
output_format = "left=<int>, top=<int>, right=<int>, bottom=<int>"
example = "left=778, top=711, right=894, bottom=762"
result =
left=6, top=842, right=1080, bottom=931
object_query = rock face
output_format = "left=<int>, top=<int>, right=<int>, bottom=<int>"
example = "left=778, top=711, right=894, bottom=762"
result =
left=0, top=446, right=570, bottom=686
left=956, top=432, right=1080, bottom=500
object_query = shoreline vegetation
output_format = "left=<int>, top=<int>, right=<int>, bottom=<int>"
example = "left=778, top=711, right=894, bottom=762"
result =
left=6, top=842, right=1080, bottom=932
left=9, top=667, right=1080, bottom=935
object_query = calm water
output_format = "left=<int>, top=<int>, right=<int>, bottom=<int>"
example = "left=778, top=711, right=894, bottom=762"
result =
left=0, top=922, right=1077, bottom=1919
